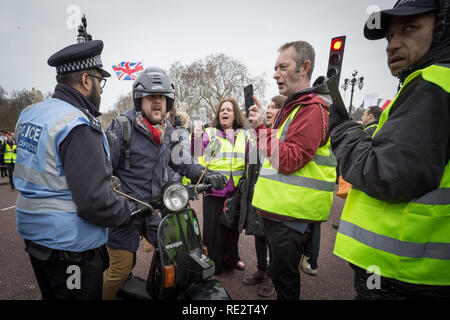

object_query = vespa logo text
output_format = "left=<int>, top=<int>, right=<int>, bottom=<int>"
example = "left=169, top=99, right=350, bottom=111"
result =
left=165, top=241, right=183, bottom=250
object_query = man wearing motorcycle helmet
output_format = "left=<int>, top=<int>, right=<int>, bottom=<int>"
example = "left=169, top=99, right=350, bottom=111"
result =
left=102, top=67, right=227, bottom=299
left=330, top=0, right=450, bottom=299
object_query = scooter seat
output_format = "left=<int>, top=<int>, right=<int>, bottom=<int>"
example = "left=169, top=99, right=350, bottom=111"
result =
left=117, top=275, right=152, bottom=300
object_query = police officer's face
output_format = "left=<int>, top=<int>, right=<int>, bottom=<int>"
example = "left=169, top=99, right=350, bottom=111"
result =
left=385, top=13, right=435, bottom=77
left=141, top=94, right=167, bottom=124
left=87, top=71, right=103, bottom=109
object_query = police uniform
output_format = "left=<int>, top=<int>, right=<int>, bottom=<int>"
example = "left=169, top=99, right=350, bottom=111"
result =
left=14, top=39, right=130, bottom=300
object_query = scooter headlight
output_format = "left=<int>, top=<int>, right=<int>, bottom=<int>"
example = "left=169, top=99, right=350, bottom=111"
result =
left=163, top=184, right=189, bottom=211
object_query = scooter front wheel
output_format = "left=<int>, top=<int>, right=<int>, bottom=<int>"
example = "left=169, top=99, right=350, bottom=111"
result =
left=147, top=249, right=162, bottom=300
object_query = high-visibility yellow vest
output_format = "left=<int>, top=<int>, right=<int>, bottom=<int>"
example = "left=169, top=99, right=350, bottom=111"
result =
left=181, top=176, right=191, bottom=186
left=252, top=105, right=337, bottom=221
left=364, top=123, right=377, bottom=133
left=204, top=129, right=248, bottom=187
left=334, top=64, right=450, bottom=285
left=4, top=143, right=17, bottom=164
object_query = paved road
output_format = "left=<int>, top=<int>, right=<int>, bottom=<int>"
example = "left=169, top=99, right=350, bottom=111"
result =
left=0, top=183, right=354, bottom=300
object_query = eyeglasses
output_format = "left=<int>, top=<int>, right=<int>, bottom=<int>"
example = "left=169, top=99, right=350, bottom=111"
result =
left=87, top=73, right=107, bottom=89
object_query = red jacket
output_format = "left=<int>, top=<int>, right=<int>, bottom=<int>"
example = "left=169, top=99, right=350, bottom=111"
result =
left=255, top=93, right=330, bottom=175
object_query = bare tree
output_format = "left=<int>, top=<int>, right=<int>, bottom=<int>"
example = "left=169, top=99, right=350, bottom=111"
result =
left=169, top=53, right=267, bottom=124
left=99, top=92, right=133, bottom=128
left=0, top=87, right=45, bottom=132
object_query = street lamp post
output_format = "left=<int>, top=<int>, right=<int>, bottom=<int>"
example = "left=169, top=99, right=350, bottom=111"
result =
left=342, top=70, right=364, bottom=115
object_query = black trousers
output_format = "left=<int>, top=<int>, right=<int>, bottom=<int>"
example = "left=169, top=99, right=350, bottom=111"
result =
left=202, top=195, right=240, bottom=274
left=255, top=235, right=270, bottom=272
left=304, top=223, right=321, bottom=268
left=264, top=218, right=310, bottom=300
left=351, top=263, right=450, bottom=300
left=0, top=163, right=7, bottom=177
left=6, top=163, right=14, bottom=189
left=28, top=244, right=107, bottom=300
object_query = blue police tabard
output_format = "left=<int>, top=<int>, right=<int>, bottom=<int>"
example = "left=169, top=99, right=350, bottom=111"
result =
left=14, top=98, right=110, bottom=252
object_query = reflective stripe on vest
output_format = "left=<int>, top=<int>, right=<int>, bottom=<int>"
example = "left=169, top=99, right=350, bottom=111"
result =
left=252, top=104, right=336, bottom=221
left=205, top=129, right=248, bottom=187
left=14, top=98, right=109, bottom=252
left=259, top=168, right=335, bottom=192
left=339, top=220, right=450, bottom=260
left=411, top=187, right=450, bottom=205
left=334, top=64, right=450, bottom=285
left=16, top=194, right=77, bottom=212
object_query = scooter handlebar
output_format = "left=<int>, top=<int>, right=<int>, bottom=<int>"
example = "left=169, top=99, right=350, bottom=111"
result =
left=194, top=183, right=212, bottom=192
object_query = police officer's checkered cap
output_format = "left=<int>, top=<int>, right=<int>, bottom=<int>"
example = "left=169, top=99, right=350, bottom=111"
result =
left=55, top=55, right=103, bottom=74
left=47, top=40, right=111, bottom=77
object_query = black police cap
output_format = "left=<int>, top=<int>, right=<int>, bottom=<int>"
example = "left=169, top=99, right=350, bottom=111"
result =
left=47, top=39, right=111, bottom=77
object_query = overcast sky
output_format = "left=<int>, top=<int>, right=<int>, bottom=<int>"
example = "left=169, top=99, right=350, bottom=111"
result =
left=1, top=0, right=398, bottom=114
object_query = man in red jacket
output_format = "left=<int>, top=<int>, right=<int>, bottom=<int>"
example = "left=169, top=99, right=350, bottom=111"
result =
left=248, top=41, right=334, bottom=299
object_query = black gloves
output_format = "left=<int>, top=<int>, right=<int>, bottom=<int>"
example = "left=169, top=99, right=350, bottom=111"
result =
left=203, top=170, right=228, bottom=190
left=329, top=104, right=350, bottom=133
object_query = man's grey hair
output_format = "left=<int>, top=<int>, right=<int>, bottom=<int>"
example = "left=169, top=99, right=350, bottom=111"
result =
left=279, top=41, right=315, bottom=80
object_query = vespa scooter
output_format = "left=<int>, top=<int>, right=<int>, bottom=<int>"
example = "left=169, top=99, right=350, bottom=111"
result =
left=112, top=180, right=231, bottom=300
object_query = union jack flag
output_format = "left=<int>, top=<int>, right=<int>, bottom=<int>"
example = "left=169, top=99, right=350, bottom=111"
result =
left=112, top=61, right=144, bottom=80
left=379, top=98, right=392, bottom=111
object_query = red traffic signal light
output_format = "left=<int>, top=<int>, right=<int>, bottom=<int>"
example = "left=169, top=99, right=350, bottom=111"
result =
left=331, top=39, right=343, bottom=51
left=327, top=36, right=346, bottom=86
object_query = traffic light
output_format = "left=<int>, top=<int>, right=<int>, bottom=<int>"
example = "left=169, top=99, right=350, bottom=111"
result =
left=326, top=36, right=346, bottom=86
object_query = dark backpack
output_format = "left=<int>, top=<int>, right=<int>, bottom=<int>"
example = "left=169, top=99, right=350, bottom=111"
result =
left=106, top=115, right=132, bottom=169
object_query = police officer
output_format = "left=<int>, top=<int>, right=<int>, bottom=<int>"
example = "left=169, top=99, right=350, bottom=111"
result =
left=14, top=36, right=130, bottom=299
left=330, top=0, right=450, bottom=299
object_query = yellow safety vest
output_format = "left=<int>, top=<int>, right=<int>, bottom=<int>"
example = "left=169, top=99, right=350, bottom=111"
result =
left=252, top=105, right=337, bottom=221
left=4, top=143, right=17, bottom=164
left=334, top=64, right=450, bottom=285
left=364, top=123, right=377, bottom=133
left=204, top=129, right=248, bottom=187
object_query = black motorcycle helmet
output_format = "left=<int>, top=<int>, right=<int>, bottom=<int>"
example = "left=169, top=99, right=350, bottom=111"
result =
left=133, top=67, right=175, bottom=112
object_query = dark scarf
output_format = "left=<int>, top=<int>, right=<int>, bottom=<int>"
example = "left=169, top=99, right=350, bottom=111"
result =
left=52, top=83, right=101, bottom=118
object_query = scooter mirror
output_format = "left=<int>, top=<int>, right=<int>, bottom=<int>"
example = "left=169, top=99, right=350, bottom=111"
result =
left=204, top=138, right=222, bottom=159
